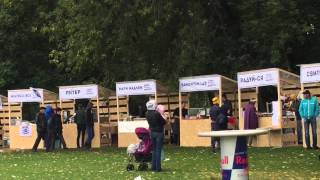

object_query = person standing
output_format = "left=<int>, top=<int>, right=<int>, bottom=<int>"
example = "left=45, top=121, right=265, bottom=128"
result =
left=146, top=100, right=167, bottom=172
left=222, top=93, right=233, bottom=116
left=172, top=102, right=188, bottom=145
left=244, top=99, right=258, bottom=146
left=75, top=104, right=86, bottom=148
left=299, top=90, right=319, bottom=149
left=84, top=102, right=94, bottom=149
left=54, top=108, right=67, bottom=149
left=45, top=106, right=55, bottom=152
left=289, top=94, right=303, bottom=144
left=32, top=107, right=47, bottom=151
left=209, top=97, right=220, bottom=151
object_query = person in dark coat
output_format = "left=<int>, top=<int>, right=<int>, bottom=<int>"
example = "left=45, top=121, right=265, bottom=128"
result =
left=75, top=104, right=86, bottom=148
left=54, top=108, right=67, bottom=149
left=289, top=94, right=302, bottom=144
left=172, top=102, right=188, bottom=145
left=222, top=93, right=233, bottom=116
left=209, top=97, right=221, bottom=151
left=146, top=100, right=167, bottom=172
left=84, top=102, right=94, bottom=149
left=32, top=107, right=47, bottom=151
left=45, top=106, right=55, bottom=152
left=244, top=99, right=258, bottom=146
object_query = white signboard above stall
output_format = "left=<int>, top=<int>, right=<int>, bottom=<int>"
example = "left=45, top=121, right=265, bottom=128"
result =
left=179, top=75, right=221, bottom=92
left=300, top=65, right=320, bottom=84
left=59, top=85, right=98, bottom=100
left=8, top=89, right=44, bottom=103
left=116, top=80, right=156, bottom=96
left=238, top=69, right=279, bottom=89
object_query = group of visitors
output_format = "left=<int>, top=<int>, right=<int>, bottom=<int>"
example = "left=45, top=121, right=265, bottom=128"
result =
left=32, top=102, right=95, bottom=152
left=244, top=90, right=319, bottom=149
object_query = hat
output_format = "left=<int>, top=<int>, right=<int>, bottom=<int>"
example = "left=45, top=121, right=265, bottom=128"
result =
left=303, top=90, right=311, bottom=95
left=55, top=107, right=62, bottom=111
left=250, top=98, right=257, bottom=103
left=212, top=97, right=219, bottom=104
left=146, top=100, right=157, bottom=110
left=40, top=106, right=46, bottom=110
left=290, top=94, right=297, bottom=100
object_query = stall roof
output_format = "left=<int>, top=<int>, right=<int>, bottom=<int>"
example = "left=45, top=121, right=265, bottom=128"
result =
left=58, top=84, right=114, bottom=100
left=237, top=68, right=300, bottom=89
left=179, top=74, right=236, bottom=93
left=0, top=95, right=7, bottom=102
left=116, top=79, right=168, bottom=96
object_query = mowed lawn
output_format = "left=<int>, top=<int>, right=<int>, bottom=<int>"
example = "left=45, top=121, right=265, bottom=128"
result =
left=0, top=146, right=319, bottom=180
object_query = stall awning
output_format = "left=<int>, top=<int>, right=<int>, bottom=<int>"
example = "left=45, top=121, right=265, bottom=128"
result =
left=237, top=68, right=300, bottom=89
left=7, top=88, right=57, bottom=103
left=58, top=84, right=114, bottom=100
left=116, top=79, right=168, bottom=96
left=300, top=63, right=320, bottom=84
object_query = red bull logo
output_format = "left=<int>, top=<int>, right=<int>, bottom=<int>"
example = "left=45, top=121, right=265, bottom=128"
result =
left=235, top=155, right=248, bottom=165
left=221, top=156, right=229, bottom=165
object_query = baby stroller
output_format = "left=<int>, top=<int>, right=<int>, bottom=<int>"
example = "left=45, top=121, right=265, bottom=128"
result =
left=126, top=127, right=152, bottom=171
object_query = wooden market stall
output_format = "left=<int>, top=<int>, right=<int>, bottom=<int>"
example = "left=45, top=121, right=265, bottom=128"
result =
left=179, top=74, right=237, bottom=147
left=7, top=88, right=57, bottom=149
left=58, top=84, right=114, bottom=148
left=300, top=63, right=320, bottom=148
left=237, top=68, right=300, bottom=147
left=116, top=79, right=168, bottom=147
left=0, top=95, right=9, bottom=148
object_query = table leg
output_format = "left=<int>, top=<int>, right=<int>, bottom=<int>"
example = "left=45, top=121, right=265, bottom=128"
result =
left=220, top=136, right=249, bottom=180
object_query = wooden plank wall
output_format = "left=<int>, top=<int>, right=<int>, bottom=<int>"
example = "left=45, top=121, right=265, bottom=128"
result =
left=0, top=103, right=22, bottom=139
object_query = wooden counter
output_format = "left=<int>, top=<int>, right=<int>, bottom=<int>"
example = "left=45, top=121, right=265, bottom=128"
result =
left=9, top=123, right=101, bottom=150
left=180, top=119, right=211, bottom=147
left=252, top=116, right=297, bottom=147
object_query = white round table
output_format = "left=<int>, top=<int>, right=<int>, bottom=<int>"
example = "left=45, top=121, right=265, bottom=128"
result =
left=199, top=129, right=269, bottom=180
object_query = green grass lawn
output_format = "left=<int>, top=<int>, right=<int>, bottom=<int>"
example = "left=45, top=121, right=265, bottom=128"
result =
left=0, top=147, right=319, bottom=180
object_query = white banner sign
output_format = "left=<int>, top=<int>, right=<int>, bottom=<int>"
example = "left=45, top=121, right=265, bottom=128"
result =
left=8, top=89, right=43, bottom=103
left=118, top=121, right=149, bottom=133
left=238, top=70, right=279, bottom=89
left=300, top=65, right=320, bottom=83
left=59, top=85, right=98, bottom=100
left=179, top=76, right=221, bottom=92
left=19, top=122, right=32, bottom=137
left=116, top=81, right=156, bottom=96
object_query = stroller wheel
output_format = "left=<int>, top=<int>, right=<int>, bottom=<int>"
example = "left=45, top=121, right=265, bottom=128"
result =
left=126, top=164, right=134, bottom=171
left=138, top=163, right=148, bottom=171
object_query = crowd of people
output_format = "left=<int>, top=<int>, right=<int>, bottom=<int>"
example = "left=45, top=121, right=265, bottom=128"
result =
left=32, top=102, right=95, bottom=152
left=243, top=89, right=319, bottom=149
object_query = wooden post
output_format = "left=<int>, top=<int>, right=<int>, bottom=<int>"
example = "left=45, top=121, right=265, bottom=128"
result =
left=59, top=99, right=63, bottom=121
left=97, top=96, right=100, bottom=124
left=116, top=95, right=120, bottom=121
left=238, top=87, right=242, bottom=129
left=178, top=91, right=182, bottom=146
left=219, top=78, right=222, bottom=106
left=126, top=95, right=129, bottom=118
left=255, top=87, right=259, bottom=112
left=277, top=70, right=282, bottom=128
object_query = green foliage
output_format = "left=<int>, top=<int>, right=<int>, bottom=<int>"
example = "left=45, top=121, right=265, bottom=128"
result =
left=0, top=0, right=319, bottom=91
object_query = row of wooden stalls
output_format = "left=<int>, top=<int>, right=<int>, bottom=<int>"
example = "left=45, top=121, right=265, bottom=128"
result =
left=0, top=63, right=319, bottom=149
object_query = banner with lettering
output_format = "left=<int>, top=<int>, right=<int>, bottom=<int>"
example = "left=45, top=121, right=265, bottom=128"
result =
left=59, top=85, right=98, bottom=100
left=237, top=69, right=279, bottom=89
left=8, top=89, right=44, bottom=103
left=179, top=75, right=221, bottom=92
left=116, top=80, right=156, bottom=96
left=300, top=65, right=320, bottom=83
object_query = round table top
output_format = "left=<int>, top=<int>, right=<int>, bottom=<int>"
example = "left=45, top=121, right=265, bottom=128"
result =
left=198, top=129, right=269, bottom=137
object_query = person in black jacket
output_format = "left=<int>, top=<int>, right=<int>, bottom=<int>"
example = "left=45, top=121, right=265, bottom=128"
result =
left=32, top=107, right=47, bottom=151
left=146, top=100, right=167, bottom=172
left=54, top=108, right=67, bottom=149
left=84, top=102, right=94, bottom=149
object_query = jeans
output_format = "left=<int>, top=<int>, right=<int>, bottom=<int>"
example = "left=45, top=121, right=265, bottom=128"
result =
left=151, top=131, right=164, bottom=171
left=85, top=124, right=95, bottom=148
left=304, top=119, right=317, bottom=148
left=56, top=131, right=67, bottom=149
left=296, top=119, right=303, bottom=144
